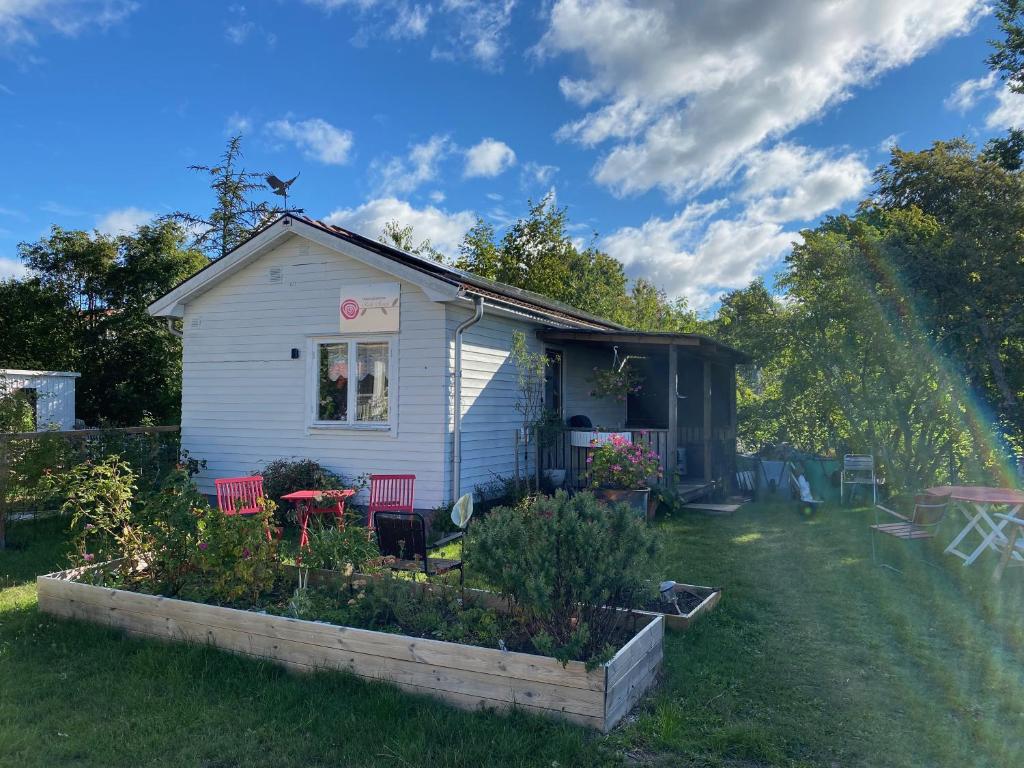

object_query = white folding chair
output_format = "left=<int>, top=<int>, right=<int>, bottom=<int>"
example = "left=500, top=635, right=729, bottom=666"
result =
left=842, top=454, right=878, bottom=504
left=992, top=513, right=1024, bottom=581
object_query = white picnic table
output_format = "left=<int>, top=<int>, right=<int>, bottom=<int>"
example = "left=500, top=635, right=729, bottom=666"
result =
left=927, top=485, right=1024, bottom=566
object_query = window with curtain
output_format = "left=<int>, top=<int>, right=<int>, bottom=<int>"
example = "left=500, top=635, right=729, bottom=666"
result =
left=315, top=339, right=390, bottom=426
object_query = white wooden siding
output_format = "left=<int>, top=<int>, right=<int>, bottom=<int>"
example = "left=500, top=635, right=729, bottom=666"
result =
left=0, top=370, right=78, bottom=431
left=444, top=306, right=561, bottom=498
left=180, top=234, right=449, bottom=508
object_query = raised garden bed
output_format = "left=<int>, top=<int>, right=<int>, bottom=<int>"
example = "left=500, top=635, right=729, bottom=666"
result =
left=37, top=564, right=663, bottom=732
left=633, top=583, right=722, bottom=631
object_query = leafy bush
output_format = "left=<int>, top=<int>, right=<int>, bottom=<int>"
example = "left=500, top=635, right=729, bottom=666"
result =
left=135, top=465, right=211, bottom=594
left=57, top=456, right=279, bottom=602
left=587, top=434, right=661, bottom=490
left=59, top=456, right=141, bottom=579
left=290, top=575, right=510, bottom=648
left=300, top=514, right=382, bottom=574
left=257, top=458, right=367, bottom=522
left=191, top=497, right=279, bottom=604
left=468, top=491, right=659, bottom=668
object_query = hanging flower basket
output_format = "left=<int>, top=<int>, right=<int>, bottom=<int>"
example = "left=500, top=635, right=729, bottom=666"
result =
left=589, top=366, right=642, bottom=402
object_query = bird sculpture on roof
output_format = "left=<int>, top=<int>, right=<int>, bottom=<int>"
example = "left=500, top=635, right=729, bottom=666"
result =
left=266, top=172, right=300, bottom=210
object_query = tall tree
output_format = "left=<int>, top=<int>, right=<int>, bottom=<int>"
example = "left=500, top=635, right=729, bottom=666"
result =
left=3, top=222, right=207, bottom=425
left=871, top=139, right=1024, bottom=447
left=167, top=135, right=279, bottom=260
left=378, top=220, right=445, bottom=263
left=988, top=0, right=1024, bottom=93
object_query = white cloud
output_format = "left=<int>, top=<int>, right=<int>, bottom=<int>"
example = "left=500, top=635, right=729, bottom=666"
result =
left=429, top=190, right=446, bottom=203
left=323, top=197, right=475, bottom=257
left=372, top=134, right=450, bottom=194
left=0, top=255, right=28, bottom=280
left=266, top=117, right=353, bottom=165
left=521, top=161, right=558, bottom=187
left=225, top=112, right=252, bottom=135
left=879, top=133, right=902, bottom=152
left=435, top=0, right=515, bottom=67
left=601, top=202, right=797, bottom=310
left=304, top=0, right=515, bottom=68
left=0, top=0, right=138, bottom=48
left=540, top=0, right=986, bottom=199
left=224, top=20, right=254, bottom=44
left=944, top=71, right=1024, bottom=129
left=388, top=2, right=431, bottom=38
left=96, top=206, right=154, bottom=235
left=986, top=82, right=1024, bottom=129
left=945, top=71, right=997, bottom=112
left=464, top=138, right=516, bottom=178
left=740, top=144, right=870, bottom=223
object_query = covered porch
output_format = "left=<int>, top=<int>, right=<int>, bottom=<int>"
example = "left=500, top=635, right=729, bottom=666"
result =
left=535, top=330, right=750, bottom=501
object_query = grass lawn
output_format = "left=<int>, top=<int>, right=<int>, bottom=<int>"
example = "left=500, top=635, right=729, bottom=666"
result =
left=2, top=503, right=1023, bottom=767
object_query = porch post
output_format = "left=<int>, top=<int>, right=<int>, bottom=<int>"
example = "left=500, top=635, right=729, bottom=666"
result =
left=703, top=359, right=712, bottom=484
left=667, top=344, right=678, bottom=489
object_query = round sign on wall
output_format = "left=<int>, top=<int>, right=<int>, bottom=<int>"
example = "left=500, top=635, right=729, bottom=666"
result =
left=340, top=299, right=361, bottom=320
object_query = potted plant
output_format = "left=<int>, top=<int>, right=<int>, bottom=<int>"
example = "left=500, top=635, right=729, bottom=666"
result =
left=586, top=435, right=662, bottom=518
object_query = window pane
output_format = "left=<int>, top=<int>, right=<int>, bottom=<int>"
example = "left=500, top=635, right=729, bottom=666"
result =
left=356, top=342, right=389, bottom=422
left=318, top=343, right=348, bottom=421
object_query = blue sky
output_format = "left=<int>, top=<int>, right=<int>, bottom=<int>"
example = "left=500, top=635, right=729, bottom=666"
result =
left=0, top=1, right=1019, bottom=310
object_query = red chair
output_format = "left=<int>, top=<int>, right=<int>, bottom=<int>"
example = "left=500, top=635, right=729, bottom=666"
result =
left=368, top=474, right=415, bottom=530
left=215, top=476, right=277, bottom=541
left=215, top=476, right=264, bottom=515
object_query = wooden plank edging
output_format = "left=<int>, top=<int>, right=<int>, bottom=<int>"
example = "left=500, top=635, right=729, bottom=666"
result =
left=36, top=569, right=663, bottom=730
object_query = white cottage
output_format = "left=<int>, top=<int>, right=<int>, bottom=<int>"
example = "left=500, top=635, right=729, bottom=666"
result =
left=148, top=214, right=746, bottom=509
left=0, top=369, right=79, bottom=431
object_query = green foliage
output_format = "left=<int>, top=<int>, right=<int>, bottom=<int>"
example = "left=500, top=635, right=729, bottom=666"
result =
left=378, top=220, right=445, bottom=263
left=191, top=497, right=279, bottom=604
left=257, top=458, right=366, bottom=522
left=300, top=514, right=382, bottom=574
left=587, top=435, right=661, bottom=490
left=988, top=0, right=1024, bottom=95
left=0, top=381, right=36, bottom=433
left=3, top=221, right=207, bottom=425
left=714, top=139, right=1024, bottom=490
left=284, top=575, right=511, bottom=649
left=454, top=195, right=696, bottom=331
left=58, top=456, right=140, bottom=579
left=468, top=491, right=659, bottom=668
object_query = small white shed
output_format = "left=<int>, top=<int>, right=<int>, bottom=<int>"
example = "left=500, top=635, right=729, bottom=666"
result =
left=0, top=369, right=80, bottom=431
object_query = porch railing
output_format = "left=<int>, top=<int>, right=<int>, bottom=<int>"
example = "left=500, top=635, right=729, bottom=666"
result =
left=536, top=428, right=671, bottom=491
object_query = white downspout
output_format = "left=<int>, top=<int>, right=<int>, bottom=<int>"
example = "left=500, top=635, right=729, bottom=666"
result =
left=165, top=318, right=183, bottom=338
left=452, top=295, right=484, bottom=502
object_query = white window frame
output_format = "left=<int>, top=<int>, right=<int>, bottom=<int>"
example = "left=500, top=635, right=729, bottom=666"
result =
left=307, top=334, right=397, bottom=433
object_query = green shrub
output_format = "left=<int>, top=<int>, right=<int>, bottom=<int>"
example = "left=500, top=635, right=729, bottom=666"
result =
left=136, top=465, right=210, bottom=594
left=468, top=491, right=660, bottom=668
left=59, top=455, right=141, bottom=580
left=257, top=458, right=367, bottom=522
left=301, top=514, right=382, bottom=574
left=191, top=497, right=279, bottom=605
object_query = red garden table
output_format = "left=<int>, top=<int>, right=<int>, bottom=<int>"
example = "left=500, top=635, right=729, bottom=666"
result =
left=281, top=489, right=356, bottom=551
left=927, top=485, right=1024, bottom=566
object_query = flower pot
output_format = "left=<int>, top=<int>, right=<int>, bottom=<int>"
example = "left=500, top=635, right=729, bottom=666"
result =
left=542, top=469, right=567, bottom=491
left=593, top=487, right=650, bottom=519
left=569, top=430, right=631, bottom=448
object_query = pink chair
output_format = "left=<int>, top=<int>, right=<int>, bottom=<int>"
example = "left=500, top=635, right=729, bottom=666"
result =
left=215, top=476, right=265, bottom=515
left=215, top=476, right=277, bottom=541
left=368, top=474, right=415, bottom=530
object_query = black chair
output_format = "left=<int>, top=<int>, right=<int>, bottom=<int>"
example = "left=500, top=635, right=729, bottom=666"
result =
left=373, top=512, right=464, bottom=584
